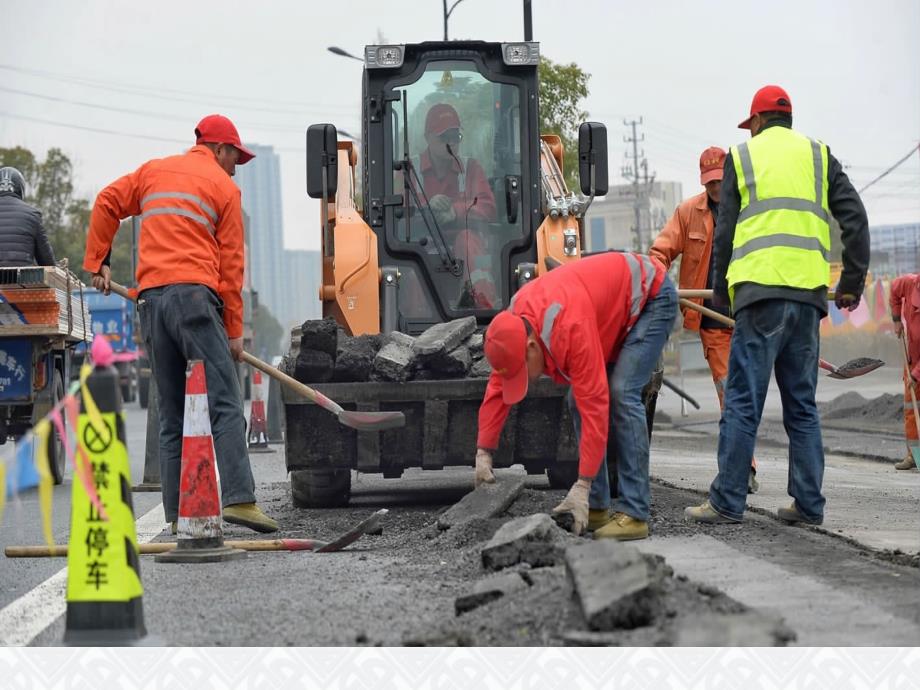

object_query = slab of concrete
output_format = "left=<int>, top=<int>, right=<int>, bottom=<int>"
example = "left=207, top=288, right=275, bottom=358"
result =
left=481, top=514, right=563, bottom=571
left=424, top=346, right=471, bottom=378
left=470, top=357, right=492, bottom=378
left=437, top=476, right=526, bottom=531
left=565, top=541, right=663, bottom=631
left=372, top=333, right=417, bottom=382
left=414, top=316, right=477, bottom=359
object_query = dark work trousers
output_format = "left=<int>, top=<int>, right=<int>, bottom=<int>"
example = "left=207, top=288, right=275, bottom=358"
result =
left=138, top=284, right=255, bottom=522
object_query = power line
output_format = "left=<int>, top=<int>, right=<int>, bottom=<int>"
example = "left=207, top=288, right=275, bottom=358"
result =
left=858, top=144, right=920, bottom=195
left=0, top=63, right=358, bottom=116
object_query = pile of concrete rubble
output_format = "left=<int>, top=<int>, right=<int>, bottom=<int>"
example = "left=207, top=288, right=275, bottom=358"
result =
left=286, top=316, right=492, bottom=384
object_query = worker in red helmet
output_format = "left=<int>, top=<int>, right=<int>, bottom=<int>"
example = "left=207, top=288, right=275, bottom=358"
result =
left=474, top=251, right=677, bottom=541
left=685, top=85, right=870, bottom=527
left=84, top=114, right=278, bottom=535
left=650, top=146, right=759, bottom=494
left=410, top=103, right=497, bottom=309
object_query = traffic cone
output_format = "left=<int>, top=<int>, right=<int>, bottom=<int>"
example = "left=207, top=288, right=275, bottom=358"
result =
left=155, top=360, right=246, bottom=563
left=64, top=359, right=149, bottom=645
left=247, top=369, right=270, bottom=452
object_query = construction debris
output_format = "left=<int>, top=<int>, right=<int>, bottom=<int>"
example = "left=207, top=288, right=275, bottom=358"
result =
left=437, top=476, right=526, bottom=531
left=454, top=571, right=528, bottom=615
left=565, top=541, right=664, bottom=630
left=481, top=514, right=565, bottom=571
left=289, top=317, right=492, bottom=385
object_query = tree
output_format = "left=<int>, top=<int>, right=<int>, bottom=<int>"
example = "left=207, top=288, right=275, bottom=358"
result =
left=538, top=57, right=591, bottom=190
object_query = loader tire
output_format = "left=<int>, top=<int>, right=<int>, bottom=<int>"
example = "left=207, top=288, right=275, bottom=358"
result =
left=290, top=469, right=351, bottom=508
left=546, top=462, right=578, bottom=490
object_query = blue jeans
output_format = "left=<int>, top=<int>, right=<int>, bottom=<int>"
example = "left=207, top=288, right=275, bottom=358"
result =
left=138, top=284, right=256, bottom=522
left=568, top=275, right=677, bottom=521
left=709, top=299, right=826, bottom=521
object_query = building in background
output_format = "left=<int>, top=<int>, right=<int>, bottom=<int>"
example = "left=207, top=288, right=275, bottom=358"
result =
left=583, top=181, right=682, bottom=253
left=234, top=143, right=284, bottom=324
left=869, top=223, right=920, bottom=278
left=281, top=250, right=323, bottom=329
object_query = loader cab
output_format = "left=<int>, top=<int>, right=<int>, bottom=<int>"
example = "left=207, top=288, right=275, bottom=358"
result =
left=362, top=41, right=541, bottom=333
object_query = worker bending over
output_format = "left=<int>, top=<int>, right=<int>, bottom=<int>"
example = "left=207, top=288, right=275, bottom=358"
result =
left=474, top=252, right=677, bottom=541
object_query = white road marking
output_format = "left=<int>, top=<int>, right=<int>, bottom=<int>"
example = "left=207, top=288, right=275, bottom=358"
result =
left=0, top=502, right=165, bottom=646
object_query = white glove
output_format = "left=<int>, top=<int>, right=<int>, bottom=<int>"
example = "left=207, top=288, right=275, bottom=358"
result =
left=430, top=195, right=456, bottom=225
left=552, top=480, right=590, bottom=535
left=474, top=449, right=496, bottom=488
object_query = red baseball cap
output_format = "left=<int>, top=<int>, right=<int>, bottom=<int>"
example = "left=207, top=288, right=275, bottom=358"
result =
left=738, top=85, right=792, bottom=129
left=195, top=114, right=256, bottom=164
left=425, top=103, right=461, bottom=136
left=699, top=146, right=726, bottom=185
left=484, top=310, right=530, bottom=405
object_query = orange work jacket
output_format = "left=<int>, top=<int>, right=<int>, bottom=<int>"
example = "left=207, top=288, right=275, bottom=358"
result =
left=649, top=191, right=714, bottom=331
left=83, top=145, right=245, bottom=338
left=890, top=274, right=920, bottom=380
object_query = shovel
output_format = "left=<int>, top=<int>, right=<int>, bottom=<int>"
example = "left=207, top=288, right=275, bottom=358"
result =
left=108, top=281, right=405, bottom=432
left=678, top=298, right=884, bottom=380
left=899, top=331, right=920, bottom=470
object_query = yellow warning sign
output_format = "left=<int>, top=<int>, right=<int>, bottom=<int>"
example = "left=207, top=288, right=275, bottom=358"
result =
left=66, top=411, right=143, bottom=603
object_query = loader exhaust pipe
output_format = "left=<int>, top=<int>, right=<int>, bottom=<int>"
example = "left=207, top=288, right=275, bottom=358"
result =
left=523, top=0, right=533, bottom=41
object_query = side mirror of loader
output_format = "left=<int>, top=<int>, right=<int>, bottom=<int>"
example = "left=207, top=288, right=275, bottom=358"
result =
left=306, top=124, right=338, bottom=199
left=578, top=122, right=608, bottom=197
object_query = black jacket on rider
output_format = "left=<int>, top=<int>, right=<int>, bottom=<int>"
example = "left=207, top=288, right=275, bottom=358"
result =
left=0, top=192, right=56, bottom=266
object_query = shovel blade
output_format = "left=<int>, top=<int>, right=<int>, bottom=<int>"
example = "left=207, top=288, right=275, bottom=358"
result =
left=824, top=358, right=885, bottom=379
left=337, top=409, right=406, bottom=431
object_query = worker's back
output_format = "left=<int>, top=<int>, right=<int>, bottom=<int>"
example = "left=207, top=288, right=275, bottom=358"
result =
left=0, top=193, right=55, bottom=266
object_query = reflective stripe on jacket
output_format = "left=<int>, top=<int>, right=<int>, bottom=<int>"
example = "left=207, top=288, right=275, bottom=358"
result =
left=476, top=252, right=667, bottom=478
left=727, top=126, right=831, bottom=306
left=649, top=190, right=712, bottom=331
left=83, top=146, right=245, bottom=338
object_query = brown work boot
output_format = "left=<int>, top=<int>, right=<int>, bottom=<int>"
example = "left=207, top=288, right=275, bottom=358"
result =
left=895, top=454, right=918, bottom=471
left=776, top=503, right=823, bottom=526
left=594, top=512, right=649, bottom=541
left=587, top=508, right=614, bottom=532
left=223, top=503, right=279, bottom=533
left=170, top=521, right=177, bottom=535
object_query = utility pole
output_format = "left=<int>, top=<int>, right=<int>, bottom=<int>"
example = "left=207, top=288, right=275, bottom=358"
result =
left=622, top=118, right=653, bottom=251
left=442, top=0, right=468, bottom=40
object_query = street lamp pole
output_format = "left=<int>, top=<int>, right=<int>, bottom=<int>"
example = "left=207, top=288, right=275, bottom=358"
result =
left=442, top=0, right=467, bottom=40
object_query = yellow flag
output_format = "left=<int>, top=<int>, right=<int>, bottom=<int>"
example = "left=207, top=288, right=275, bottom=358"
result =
left=34, top=420, right=54, bottom=549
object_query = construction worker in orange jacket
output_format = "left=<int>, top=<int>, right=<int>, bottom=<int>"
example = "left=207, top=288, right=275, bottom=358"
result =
left=649, top=146, right=759, bottom=493
left=83, top=114, right=278, bottom=534
left=474, top=252, right=677, bottom=540
left=889, top=274, right=920, bottom=471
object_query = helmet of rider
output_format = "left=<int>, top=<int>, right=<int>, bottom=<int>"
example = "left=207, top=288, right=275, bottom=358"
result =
left=0, top=167, right=26, bottom=199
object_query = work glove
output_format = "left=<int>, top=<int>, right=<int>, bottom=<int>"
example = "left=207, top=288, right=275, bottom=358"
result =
left=474, top=449, right=495, bottom=488
left=430, top=194, right=456, bottom=225
left=551, top=479, right=590, bottom=536
left=834, top=292, right=859, bottom=311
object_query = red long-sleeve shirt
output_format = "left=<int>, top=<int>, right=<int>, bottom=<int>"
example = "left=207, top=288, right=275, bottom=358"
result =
left=83, top=146, right=245, bottom=338
left=477, top=252, right=666, bottom=478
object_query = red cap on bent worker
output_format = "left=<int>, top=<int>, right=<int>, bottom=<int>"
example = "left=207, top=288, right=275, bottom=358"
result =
left=195, top=114, right=256, bottom=164
left=738, top=85, right=792, bottom=129
left=425, top=103, right=461, bottom=136
left=484, top=310, right=530, bottom=405
left=699, top=146, right=726, bottom=185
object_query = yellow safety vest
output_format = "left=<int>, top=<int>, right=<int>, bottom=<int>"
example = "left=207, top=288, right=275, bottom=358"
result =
left=727, top=126, right=831, bottom=306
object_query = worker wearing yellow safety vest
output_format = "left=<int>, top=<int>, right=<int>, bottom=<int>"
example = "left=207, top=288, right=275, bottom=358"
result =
left=685, top=85, right=870, bottom=527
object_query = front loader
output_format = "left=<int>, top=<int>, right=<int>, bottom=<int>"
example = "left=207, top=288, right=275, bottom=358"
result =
left=283, top=38, right=651, bottom=508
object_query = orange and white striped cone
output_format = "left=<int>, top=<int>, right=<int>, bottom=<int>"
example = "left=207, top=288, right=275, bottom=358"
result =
left=247, top=369, right=270, bottom=453
left=155, top=360, right=246, bottom=563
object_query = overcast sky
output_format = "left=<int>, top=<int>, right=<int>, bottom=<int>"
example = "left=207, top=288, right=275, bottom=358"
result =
left=1, top=0, right=917, bottom=253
